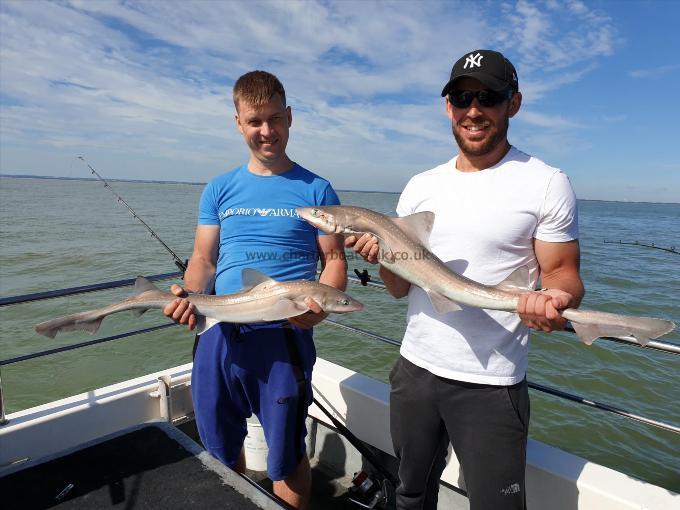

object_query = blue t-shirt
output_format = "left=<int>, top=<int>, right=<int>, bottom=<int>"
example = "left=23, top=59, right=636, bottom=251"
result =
left=198, top=163, right=340, bottom=294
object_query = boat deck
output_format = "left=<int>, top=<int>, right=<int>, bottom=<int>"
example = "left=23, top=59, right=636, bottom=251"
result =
left=1, top=421, right=375, bottom=510
left=2, top=355, right=677, bottom=510
left=2, top=423, right=282, bottom=509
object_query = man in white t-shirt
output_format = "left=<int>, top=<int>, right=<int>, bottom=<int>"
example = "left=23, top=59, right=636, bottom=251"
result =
left=347, top=49, right=585, bottom=510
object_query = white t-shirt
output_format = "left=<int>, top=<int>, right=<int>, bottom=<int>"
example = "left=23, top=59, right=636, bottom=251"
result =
left=397, top=147, right=578, bottom=385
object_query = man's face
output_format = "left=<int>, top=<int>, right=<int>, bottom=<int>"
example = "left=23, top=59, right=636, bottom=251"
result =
left=235, top=93, right=292, bottom=167
left=446, top=78, right=520, bottom=157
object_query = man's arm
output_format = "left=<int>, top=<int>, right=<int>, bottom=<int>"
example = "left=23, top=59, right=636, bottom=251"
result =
left=345, top=233, right=411, bottom=298
left=517, top=239, right=585, bottom=332
left=288, top=233, right=347, bottom=329
left=163, top=225, right=220, bottom=330
left=317, top=234, right=348, bottom=291
left=379, top=265, right=411, bottom=298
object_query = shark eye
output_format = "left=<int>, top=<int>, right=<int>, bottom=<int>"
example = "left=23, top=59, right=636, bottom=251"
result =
left=340, top=299, right=349, bottom=306
left=312, top=208, right=320, bottom=217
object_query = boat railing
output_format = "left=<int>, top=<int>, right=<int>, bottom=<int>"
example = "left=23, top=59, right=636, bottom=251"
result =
left=1, top=271, right=678, bottom=436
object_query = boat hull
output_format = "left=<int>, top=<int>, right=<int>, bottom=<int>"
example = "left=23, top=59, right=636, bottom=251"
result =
left=1, top=358, right=677, bottom=509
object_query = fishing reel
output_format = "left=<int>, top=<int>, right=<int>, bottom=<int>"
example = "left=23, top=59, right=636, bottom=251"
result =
left=348, top=470, right=389, bottom=509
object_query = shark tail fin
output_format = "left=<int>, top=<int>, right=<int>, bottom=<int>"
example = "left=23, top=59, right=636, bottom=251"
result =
left=630, top=318, right=676, bottom=345
left=565, top=309, right=675, bottom=346
left=34, top=313, right=106, bottom=339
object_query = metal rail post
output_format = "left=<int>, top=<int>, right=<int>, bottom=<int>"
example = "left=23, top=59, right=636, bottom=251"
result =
left=0, top=368, right=8, bottom=426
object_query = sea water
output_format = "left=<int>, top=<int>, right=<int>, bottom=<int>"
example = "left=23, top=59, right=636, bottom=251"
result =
left=1, top=176, right=678, bottom=490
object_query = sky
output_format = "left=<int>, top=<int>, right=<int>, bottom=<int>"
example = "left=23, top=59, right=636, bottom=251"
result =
left=1, top=0, right=679, bottom=203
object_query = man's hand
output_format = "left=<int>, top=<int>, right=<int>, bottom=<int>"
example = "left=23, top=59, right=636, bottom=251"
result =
left=287, top=297, right=328, bottom=329
left=345, top=233, right=380, bottom=264
left=517, top=288, right=574, bottom=332
left=163, top=284, right=198, bottom=331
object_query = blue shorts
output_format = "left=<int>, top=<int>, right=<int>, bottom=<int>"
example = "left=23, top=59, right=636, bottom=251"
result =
left=191, top=321, right=316, bottom=481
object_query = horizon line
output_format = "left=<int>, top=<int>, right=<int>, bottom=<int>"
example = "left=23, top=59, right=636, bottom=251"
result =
left=1, top=173, right=678, bottom=205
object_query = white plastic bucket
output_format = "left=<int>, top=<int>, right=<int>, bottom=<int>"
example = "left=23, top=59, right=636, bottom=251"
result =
left=244, top=415, right=268, bottom=471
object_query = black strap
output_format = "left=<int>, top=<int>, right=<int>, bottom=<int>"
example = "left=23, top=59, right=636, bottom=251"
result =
left=282, top=326, right=308, bottom=462
left=191, top=333, right=200, bottom=361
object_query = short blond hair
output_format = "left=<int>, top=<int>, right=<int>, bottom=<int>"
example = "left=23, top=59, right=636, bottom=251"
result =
left=233, top=71, right=286, bottom=111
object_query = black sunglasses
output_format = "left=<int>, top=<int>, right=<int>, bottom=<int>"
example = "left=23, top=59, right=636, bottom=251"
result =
left=448, top=88, right=513, bottom=108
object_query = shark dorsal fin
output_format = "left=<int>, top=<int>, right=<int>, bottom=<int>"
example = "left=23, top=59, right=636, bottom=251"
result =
left=241, top=268, right=276, bottom=290
left=134, top=276, right=161, bottom=295
left=391, top=211, right=434, bottom=247
left=494, top=266, right=532, bottom=292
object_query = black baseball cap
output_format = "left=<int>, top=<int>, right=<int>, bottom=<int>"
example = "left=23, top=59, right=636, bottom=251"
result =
left=441, top=49, right=518, bottom=97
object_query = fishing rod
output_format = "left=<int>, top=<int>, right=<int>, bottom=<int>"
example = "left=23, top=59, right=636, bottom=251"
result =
left=312, top=396, right=399, bottom=488
left=77, top=156, right=188, bottom=274
left=603, top=239, right=678, bottom=255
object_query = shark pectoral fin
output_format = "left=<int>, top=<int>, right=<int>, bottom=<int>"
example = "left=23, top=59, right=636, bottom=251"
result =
left=570, top=322, right=602, bottom=345
left=391, top=212, right=435, bottom=247
left=426, top=289, right=462, bottom=314
left=196, top=316, right=219, bottom=336
left=495, top=266, right=532, bottom=292
left=261, top=299, right=308, bottom=321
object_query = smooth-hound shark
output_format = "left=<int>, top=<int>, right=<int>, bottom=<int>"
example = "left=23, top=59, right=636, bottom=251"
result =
left=35, top=269, right=363, bottom=339
left=297, top=205, right=674, bottom=346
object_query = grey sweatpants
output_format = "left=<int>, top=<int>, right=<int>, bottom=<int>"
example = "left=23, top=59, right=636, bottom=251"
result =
left=390, top=356, right=530, bottom=510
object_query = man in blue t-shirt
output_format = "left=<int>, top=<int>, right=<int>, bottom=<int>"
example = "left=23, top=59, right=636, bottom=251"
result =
left=164, top=71, right=346, bottom=510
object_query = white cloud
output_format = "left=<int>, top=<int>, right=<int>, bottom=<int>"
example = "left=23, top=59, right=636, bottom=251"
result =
left=0, top=0, right=637, bottom=196
left=629, top=64, right=680, bottom=79
left=518, top=111, right=580, bottom=129
left=601, top=114, right=627, bottom=123
left=495, top=0, right=615, bottom=71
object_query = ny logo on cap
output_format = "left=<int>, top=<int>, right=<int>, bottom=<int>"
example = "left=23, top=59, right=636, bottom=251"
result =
left=464, top=52, right=483, bottom=69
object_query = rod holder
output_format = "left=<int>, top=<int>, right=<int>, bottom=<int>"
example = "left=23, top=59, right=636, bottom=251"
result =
left=153, top=375, right=173, bottom=422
